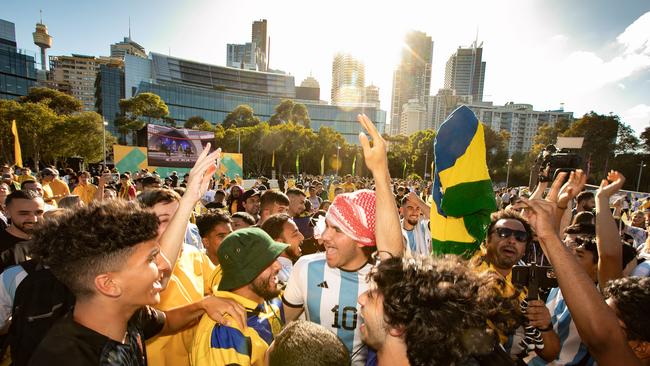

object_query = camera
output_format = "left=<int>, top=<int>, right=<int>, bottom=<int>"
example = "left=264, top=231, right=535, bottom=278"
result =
left=511, top=263, right=558, bottom=300
left=536, top=144, right=581, bottom=181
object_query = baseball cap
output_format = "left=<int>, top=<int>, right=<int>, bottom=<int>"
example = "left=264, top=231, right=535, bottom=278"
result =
left=217, top=228, right=288, bottom=291
left=241, top=188, right=261, bottom=201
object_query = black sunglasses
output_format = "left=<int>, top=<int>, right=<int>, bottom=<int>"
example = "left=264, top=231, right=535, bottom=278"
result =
left=494, top=227, right=528, bottom=242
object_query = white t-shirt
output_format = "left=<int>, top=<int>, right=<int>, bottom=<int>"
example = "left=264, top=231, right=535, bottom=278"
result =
left=282, top=253, right=371, bottom=366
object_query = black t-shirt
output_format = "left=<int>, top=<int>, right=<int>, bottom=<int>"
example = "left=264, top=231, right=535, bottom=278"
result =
left=0, top=228, right=27, bottom=253
left=28, top=306, right=166, bottom=366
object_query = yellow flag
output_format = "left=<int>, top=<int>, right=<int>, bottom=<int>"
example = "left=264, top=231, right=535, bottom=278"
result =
left=11, top=120, right=22, bottom=168
left=271, top=150, right=275, bottom=168
left=320, top=154, right=325, bottom=175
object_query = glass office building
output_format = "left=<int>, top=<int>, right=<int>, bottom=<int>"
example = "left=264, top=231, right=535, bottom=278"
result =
left=127, top=53, right=386, bottom=143
left=0, top=19, right=36, bottom=100
left=95, top=63, right=125, bottom=135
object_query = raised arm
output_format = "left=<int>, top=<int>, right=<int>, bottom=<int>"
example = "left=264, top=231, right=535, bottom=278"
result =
left=594, top=171, right=625, bottom=289
left=159, top=145, right=220, bottom=267
left=520, top=197, right=640, bottom=366
left=357, top=114, right=404, bottom=258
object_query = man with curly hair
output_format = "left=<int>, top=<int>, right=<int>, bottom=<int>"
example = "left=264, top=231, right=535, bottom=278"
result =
left=604, top=277, right=650, bottom=361
left=27, top=200, right=245, bottom=366
left=358, top=255, right=520, bottom=366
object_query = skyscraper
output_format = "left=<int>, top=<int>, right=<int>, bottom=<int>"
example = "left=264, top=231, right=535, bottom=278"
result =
left=444, top=40, right=486, bottom=103
left=110, top=37, right=146, bottom=59
left=389, top=31, right=433, bottom=135
left=49, top=54, right=122, bottom=111
left=227, top=42, right=257, bottom=70
left=0, top=19, right=37, bottom=100
left=251, top=19, right=267, bottom=71
left=330, top=53, right=365, bottom=105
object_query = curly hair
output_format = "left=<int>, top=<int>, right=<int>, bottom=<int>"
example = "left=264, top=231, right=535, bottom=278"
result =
left=372, top=255, right=523, bottom=366
left=31, top=200, right=159, bottom=300
left=603, top=277, right=650, bottom=342
left=269, top=320, right=350, bottom=366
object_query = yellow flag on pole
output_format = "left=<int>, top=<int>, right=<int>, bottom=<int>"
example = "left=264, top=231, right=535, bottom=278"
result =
left=271, top=150, right=275, bottom=168
left=320, top=154, right=325, bottom=175
left=11, top=120, right=22, bottom=168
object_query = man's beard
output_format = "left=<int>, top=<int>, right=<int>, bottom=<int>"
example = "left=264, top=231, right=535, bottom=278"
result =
left=251, top=273, right=281, bottom=301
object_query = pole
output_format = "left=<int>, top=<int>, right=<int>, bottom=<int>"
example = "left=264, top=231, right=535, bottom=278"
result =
left=336, top=146, right=341, bottom=177
left=423, top=150, right=429, bottom=181
left=506, top=158, right=512, bottom=188
left=637, top=161, right=645, bottom=192
left=103, top=119, right=107, bottom=167
left=237, top=131, right=241, bottom=153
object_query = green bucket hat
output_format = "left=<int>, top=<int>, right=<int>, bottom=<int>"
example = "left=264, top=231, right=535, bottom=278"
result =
left=217, top=227, right=289, bottom=291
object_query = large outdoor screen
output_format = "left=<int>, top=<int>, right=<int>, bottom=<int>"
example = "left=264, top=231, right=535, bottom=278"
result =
left=147, top=124, right=216, bottom=168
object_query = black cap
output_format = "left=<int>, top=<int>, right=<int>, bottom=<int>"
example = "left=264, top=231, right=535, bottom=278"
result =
left=242, top=189, right=261, bottom=201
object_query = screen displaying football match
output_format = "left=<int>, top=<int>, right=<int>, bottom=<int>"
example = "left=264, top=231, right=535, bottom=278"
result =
left=147, top=124, right=216, bottom=168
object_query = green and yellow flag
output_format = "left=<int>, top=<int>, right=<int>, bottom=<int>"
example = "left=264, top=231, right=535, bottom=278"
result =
left=11, top=120, right=22, bottom=168
left=430, top=106, right=497, bottom=257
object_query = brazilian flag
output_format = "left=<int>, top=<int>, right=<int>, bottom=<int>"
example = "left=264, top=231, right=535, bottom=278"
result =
left=430, top=106, right=497, bottom=258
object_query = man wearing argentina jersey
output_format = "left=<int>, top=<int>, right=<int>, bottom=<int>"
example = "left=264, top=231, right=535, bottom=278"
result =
left=400, top=192, right=431, bottom=255
left=282, top=114, right=405, bottom=366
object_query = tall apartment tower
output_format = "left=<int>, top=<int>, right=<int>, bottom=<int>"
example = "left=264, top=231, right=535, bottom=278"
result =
left=330, top=53, right=365, bottom=105
left=110, top=37, right=146, bottom=59
left=389, top=31, right=433, bottom=135
left=49, top=54, right=123, bottom=111
left=444, top=40, right=486, bottom=103
left=251, top=19, right=267, bottom=71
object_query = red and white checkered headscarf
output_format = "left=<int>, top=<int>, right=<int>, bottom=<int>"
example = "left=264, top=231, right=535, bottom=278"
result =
left=326, top=189, right=376, bottom=246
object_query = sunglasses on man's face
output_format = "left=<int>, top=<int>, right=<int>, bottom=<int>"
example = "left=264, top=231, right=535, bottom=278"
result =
left=494, top=227, right=528, bottom=242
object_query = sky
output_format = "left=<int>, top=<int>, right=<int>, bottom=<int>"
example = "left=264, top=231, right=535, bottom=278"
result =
left=4, top=0, right=650, bottom=136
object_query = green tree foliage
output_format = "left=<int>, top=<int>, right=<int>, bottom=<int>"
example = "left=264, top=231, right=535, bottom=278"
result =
left=18, top=87, right=83, bottom=115
left=268, top=99, right=311, bottom=129
left=384, top=134, right=411, bottom=178
left=562, top=112, right=620, bottom=178
left=642, top=126, right=650, bottom=153
left=0, top=96, right=115, bottom=167
left=409, top=129, right=436, bottom=179
left=222, top=105, right=261, bottom=129
left=116, top=93, right=170, bottom=143
left=615, top=123, right=639, bottom=155
left=184, top=115, right=213, bottom=131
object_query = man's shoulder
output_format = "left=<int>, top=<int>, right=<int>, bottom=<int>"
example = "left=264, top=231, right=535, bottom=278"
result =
left=294, top=253, right=326, bottom=267
left=29, top=317, right=104, bottom=365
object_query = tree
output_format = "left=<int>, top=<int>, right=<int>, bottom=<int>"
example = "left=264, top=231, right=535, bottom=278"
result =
left=268, top=99, right=311, bottom=129
left=184, top=115, right=205, bottom=129
left=641, top=126, right=650, bottom=153
left=51, top=112, right=118, bottom=163
left=615, top=122, right=639, bottom=155
left=116, top=93, right=170, bottom=143
left=18, top=87, right=83, bottom=115
left=222, top=105, right=261, bottom=129
left=562, top=112, right=620, bottom=178
left=409, top=129, right=436, bottom=179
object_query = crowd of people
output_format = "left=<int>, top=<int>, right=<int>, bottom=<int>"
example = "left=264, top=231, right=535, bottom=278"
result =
left=0, top=113, right=648, bottom=366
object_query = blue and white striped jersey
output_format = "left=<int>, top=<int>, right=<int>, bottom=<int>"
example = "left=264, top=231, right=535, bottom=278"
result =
left=282, top=253, right=372, bottom=366
left=525, top=287, right=594, bottom=366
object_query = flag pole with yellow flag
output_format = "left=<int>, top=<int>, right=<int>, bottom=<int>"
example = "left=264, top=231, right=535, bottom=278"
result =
left=320, top=154, right=325, bottom=175
left=271, top=150, right=275, bottom=168
left=352, top=155, right=356, bottom=176
left=11, top=120, right=23, bottom=168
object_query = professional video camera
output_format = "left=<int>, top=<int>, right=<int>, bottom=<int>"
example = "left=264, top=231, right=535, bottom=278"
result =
left=511, top=263, right=558, bottom=300
left=535, top=144, right=581, bottom=181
